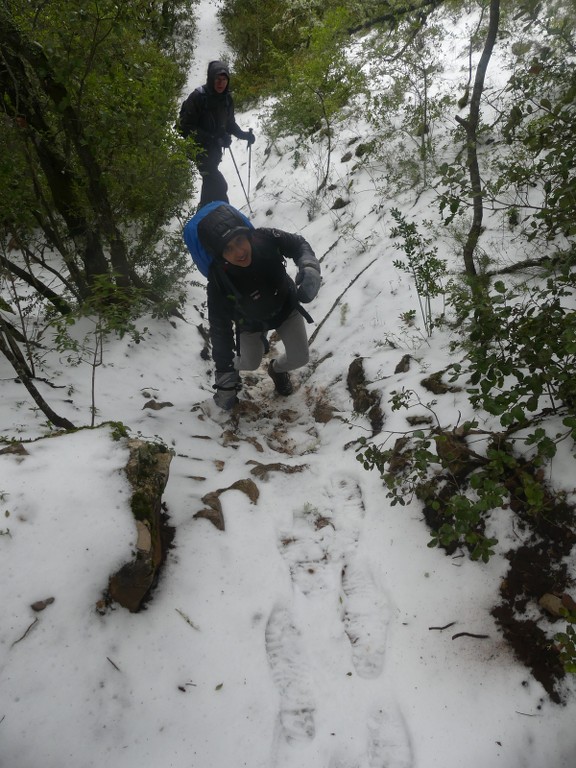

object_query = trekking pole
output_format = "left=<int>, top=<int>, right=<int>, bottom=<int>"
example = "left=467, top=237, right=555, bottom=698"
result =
left=228, top=146, right=253, bottom=215
left=247, top=129, right=253, bottom=201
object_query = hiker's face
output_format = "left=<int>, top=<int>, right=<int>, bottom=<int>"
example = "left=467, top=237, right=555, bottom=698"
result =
left=214, top=74, right=228, bottom=93
left=222, top=234, right=252, bottom=267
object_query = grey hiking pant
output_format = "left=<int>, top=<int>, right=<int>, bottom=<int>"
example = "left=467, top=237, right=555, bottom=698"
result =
left=234, top=309, right=309, bottom=373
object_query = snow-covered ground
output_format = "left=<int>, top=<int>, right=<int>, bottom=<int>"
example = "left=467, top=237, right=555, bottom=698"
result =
left=1, top=2, right=576, bottom=767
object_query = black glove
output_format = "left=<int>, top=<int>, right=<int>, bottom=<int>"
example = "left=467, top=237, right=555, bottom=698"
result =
left=218, top=133, right=232, bottom=148
left=245, top=129, right=255, bottom=146
left=295, top=265, right=321, bottom=303
left=213, top=370, right=241, bottom=410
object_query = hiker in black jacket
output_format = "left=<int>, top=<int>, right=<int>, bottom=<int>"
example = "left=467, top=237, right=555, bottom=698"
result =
left=179, top=61, right=255, bottom=209
left=197, top=203, right=321, bottom=410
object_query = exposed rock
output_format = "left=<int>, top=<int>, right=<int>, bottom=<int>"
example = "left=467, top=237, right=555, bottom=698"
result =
left=31, top=597, right=55, bottom=612
left=142, top=400, right=174, bottom=410
left=0, top=442, right=28, bottom=456
left=406, top=415, right=434, bottom=426
left=195, top=478, right=260, bottom=530
left=194, top=504, right=225, bottom=531
left=539, top=593, right=563, bottom=617
left=346, top=357, right=384, bottom=436
left=421, top=370, right=461, bottom=395
left=222, top=428, right=264, bottom=452
left=395, top=354, right=412, bottom=374
left=313, top=401, right=337, bottom=423
left=433, top=431, right=475, bottom=476
left=107, top=439, right=174, bottom=613
left=247, top=460, right=307, bottom=481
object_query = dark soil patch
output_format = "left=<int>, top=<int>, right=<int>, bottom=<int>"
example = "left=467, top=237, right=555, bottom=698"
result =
left=492, top=537, right=569, bottom=704
left=347, top=357, right=384, bottom=436
left=419, top=451, right=576, bottom=702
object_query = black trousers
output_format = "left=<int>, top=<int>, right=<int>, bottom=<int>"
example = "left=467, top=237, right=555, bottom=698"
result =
left=197, top=150, right=228, bottom=209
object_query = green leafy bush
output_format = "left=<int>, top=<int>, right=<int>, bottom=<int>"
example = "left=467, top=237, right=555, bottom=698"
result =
left=391, top=208, right=447, bottom=336
left=449, top=252, right=576, bottom=441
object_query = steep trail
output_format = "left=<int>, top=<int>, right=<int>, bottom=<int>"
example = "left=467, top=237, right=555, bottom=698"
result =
left=182, top=367, right=414, bottom=768
left=176, top=9, right=409, bottom=761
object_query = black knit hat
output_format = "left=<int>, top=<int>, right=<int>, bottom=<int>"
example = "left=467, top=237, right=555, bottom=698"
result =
left=197, top=204, right=251, bottom=257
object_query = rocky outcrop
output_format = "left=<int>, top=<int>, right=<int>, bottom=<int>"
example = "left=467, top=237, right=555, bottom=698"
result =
left=346, top=357, right=383, bottom=436
left=106, top=439, right=174, bottom=613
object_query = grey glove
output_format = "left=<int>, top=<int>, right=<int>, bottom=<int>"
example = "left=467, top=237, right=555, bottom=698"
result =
left=213, top=370, right=241, bottom=411
left=295, top=265, right=321, bottom=303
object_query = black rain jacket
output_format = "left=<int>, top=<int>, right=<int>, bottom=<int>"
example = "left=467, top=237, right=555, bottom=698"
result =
left=179, top=61, right=247, bottom=159
left=207, top=228, right=319, bottom=372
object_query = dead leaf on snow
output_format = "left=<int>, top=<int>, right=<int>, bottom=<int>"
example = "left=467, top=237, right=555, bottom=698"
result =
left=142, top=400, right=174, bottom=410
left=247, top=460, right=307, bottom=480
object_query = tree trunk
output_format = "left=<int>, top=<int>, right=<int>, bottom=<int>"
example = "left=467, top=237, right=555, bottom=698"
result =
left=0, top=322, right=76, bottom=431
left=0, top=9, right=141, bottom=290
left=0, top=36, right=110, bottom=289
left=0, top=254, right=72, bottom=316
left=455, top=0, right=500, bottom=277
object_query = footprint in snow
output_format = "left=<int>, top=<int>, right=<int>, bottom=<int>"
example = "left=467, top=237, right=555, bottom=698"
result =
left=265, top=604, right=316, bottom=744
left=326, top=703, right=413, bottom=768
left=367, top=705, right=413, bottom=768
left=278, top=475, right=366, bottom=596
left=341, top=557, right=391, bottom=679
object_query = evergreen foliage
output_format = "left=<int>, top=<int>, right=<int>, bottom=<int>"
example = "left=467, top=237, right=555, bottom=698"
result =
left=0, top=0, right=196, bottom=425
left=0, top=0, right=196, bottom=308
left=265, top=8, right=365, bottom=140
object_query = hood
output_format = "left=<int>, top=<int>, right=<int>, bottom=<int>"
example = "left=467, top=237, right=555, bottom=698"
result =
left=206, top=60, right=230, bottom=93
left=197, top=203, right=252, bottom=257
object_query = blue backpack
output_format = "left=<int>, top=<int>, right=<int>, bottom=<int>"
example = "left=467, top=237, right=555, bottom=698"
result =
left=183, top=201, right=253, bottom=278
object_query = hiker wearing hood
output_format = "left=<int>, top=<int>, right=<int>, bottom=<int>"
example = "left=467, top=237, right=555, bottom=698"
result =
left=196, top=203, right=321, bottom=411
left=179, top=61, right=255, bottom=209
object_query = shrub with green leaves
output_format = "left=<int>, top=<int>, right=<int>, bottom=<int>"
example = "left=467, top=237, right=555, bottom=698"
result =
left=449, top=252, right=576, bottom=446
left=391, top=208, right=447, bottom=336
left=496, top=7, right=576, bottom=243
left=265, top=8, right=365, bottom=140
left=0, top=0, right=195, bottom=310
left=355, top=420, right=502, bottom=562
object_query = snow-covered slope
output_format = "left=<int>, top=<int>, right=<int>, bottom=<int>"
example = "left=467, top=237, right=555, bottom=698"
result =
left=1, top=2, right=576, bottom=767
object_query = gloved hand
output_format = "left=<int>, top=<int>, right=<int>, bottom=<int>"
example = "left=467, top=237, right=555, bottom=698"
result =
left=213, top=370, right=241, bottom=411
left=245, top=129, right=255, bottom=146
left=218, top=133, right=232, bottom=148
left=295, top=265, right=321, bottom=303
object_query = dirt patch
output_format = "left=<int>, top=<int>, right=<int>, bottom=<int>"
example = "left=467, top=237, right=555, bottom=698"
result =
left=347, top=357, right=384, bottom=436
left=422, top=459, right=576, bottom=702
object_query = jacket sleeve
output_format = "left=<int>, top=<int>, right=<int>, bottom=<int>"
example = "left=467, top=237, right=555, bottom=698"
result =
left=260, top=228, right=320, bottom=275
left=207, top=280, right=236, bottom=372
left=225, top=96, right=249, bottom=140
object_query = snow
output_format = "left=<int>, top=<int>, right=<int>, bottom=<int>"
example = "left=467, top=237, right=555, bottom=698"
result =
left=1, top=2, right=576, bottom=768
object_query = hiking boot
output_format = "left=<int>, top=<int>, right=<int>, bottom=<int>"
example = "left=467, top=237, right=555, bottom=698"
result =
left=267, top=360, right=293, bottom=396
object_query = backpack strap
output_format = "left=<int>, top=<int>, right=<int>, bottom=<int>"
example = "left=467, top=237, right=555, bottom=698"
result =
left=296, top=304, right=314, bottom=323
